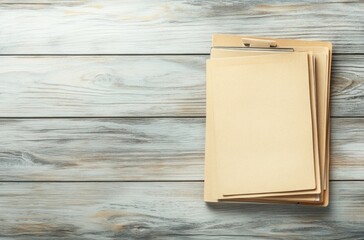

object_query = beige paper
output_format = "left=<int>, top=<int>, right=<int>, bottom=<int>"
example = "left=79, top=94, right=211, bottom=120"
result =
left=210, top=49, right=321, bottom=202
left=209, top=53, right=316, bottom=196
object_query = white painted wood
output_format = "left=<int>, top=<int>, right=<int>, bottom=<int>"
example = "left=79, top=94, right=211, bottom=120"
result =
left=0, top=56, right=206, bottom=117
left=331, top=55, right=364, bottom=116
left=0, top=118, right=204, bottom=181
left=0, top=0, right=362, bottom=54
left=0, top=55, right=362, bottom=117
left=0, top=182, right=363, bottom=239
left=0, top=118, right=362, bottom=181
left=0, top=1, right=362, bottom=238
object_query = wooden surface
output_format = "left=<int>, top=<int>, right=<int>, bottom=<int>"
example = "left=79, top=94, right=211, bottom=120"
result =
left=0, top=182, right=363, bottom=239
left=0, top=55, right=362, bottom=117
left=0, top=118, right=363, bottom=181
left=0, top=0, right=363, bottom=54
left=0, top=0, right=363, bottom=239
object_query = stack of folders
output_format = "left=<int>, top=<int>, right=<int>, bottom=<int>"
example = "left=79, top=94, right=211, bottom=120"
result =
left=204, top=34, right=332, bottom=206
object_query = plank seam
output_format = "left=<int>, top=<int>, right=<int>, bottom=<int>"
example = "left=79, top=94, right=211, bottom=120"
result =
left=0, top=116, right=362, bottom=119
left=0, top=180, right=362, bottom=183
left=0, top=53, right=361, bottom=57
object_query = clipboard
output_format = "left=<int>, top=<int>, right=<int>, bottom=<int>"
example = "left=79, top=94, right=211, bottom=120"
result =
left=204, top=35, right=332, bottom=206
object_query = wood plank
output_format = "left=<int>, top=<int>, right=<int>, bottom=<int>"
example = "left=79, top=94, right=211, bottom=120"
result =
left=0, top=118, right=363, bottom=181
left=0, top=56, right=206, bottom=117
left=331, top=55, right=364, bottom=117
left=0, top=182, right=362, bottom=239
left=0, top=118, right=204, bottom=181
left=331, top=118, right=364, bottom=180
left=0, top=0, right=363, bottom=54
left=0, top=55, right=362, bottom=117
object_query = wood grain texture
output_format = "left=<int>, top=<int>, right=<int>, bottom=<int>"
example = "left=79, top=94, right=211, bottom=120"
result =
left=0, top=0, right=362, bottom=238
left=331, top=55, right=364, bottom=117
left=0, top=181, right=363, bottom=239
left=0, top=56, right=206, bottom=117
left=0, top=0, right=363, bottom=54
left=0, top=55, right=362, bottom=117
left=0, top=118, right=204, bottom=181
left=0, top=118, right=363, bottom=181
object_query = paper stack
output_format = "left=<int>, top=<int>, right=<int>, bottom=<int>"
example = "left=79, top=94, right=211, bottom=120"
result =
left=204, top=34, right=332, bottom=206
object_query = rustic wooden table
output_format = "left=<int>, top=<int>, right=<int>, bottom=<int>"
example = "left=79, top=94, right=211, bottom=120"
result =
left=0, top=1, right=363, bottom=239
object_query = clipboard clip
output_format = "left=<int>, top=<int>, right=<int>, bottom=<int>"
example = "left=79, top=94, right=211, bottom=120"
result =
left=242, top=38, right=277, bottom=48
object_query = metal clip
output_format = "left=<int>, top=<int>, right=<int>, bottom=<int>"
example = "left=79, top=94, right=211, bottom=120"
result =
left=242, top=38, right=277, bottom=48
